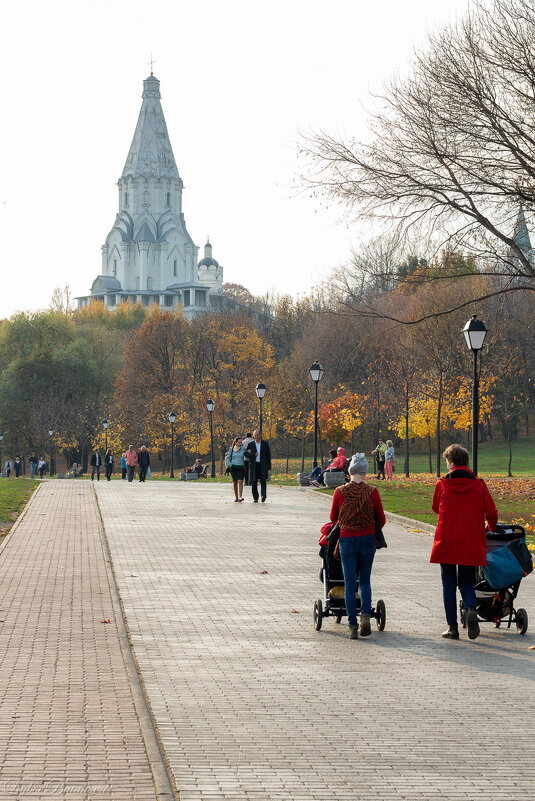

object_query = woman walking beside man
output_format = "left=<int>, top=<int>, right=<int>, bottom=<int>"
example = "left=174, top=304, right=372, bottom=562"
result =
left=226, top=437, right=246, bottom=502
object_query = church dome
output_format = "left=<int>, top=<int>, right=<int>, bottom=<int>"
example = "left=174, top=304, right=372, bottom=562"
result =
left=198, top=256, right=219, bottom=268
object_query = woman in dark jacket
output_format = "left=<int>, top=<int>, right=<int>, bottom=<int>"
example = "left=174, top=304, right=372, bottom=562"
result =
left=104, top=449, right=114, bottom=481
left=431, top=444, right=498, bottom=640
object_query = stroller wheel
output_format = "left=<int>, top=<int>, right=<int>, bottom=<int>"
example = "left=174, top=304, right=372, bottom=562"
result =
left=313, top=599, right=323, bottom=631
left=375, top=599, right=386, bottom=631
left=335, top=614, right=342, bottom=624
left=516, top=608, right=528, bottom=635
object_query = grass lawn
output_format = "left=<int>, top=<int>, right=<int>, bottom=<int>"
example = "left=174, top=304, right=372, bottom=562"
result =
left=0, top=478, right=39, bottom=533
left=314, top=476, right=535, bottom=547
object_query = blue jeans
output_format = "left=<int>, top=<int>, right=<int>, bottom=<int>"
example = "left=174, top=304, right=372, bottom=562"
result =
left=309, top=467, right=322, bottom=480
left=440, top=564, right=477, bottom=626
left=339, top=534, right=376, bottom=625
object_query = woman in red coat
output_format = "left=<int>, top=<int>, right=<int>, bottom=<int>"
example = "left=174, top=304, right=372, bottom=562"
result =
left=431, top=444, right=498, bottom=640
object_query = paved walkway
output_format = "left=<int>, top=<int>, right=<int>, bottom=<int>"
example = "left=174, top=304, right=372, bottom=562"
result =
left=93, top=481, right=535, bottom=801
left=0, top=481, right=166, bottom=801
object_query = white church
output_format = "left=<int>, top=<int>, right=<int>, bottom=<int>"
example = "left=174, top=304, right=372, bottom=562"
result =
left=77, top=73, right=223, bottom=318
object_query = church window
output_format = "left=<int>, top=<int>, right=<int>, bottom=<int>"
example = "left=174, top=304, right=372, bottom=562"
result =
left=196, top=290, right=206, bottom=306
left=113, top=259, right=117, bottom=276
left=124, top=191, right=129, bottom=207
left=183, top=290, right=190, bottom=306
left=144, top=190, right=150, bottom=205
left=166, top=191, right=171, bottom=206
left=165, top=295, right=173, bottom=307
left=108, top=294, right=116, bottom=306
left=173, top=259, right=177, bottom=277
left=147, top=276, right=153, bottom=290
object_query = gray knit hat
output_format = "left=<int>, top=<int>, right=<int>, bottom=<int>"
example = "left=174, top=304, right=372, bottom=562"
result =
left=349, top=453, right=368, bottom=475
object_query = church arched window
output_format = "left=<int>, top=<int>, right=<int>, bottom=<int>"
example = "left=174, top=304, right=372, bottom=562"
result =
left=173, top=259, right=177, bottom=277
left=167, top=191, right=171, bottom=206
left=124, top=191, right=129, bottom=207
left=113, top=259, right=117, bottom=276
left=144, top=190, right=150, bottom=206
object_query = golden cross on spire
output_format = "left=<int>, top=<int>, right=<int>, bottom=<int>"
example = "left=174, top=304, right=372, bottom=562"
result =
left=149, top=54, right=156, bottom=76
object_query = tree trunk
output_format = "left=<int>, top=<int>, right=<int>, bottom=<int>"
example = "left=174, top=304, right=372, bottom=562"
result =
left=286, top=436, right=290, bottom=473
left=436, top=374, right=443, bottom=478
left=427, top=433, right=433, bottom=474
left=508, top=431, right=513, bottom=477
left=485, top=412, right=493, bottom=440
left=404, top=384, right=410, bottom=477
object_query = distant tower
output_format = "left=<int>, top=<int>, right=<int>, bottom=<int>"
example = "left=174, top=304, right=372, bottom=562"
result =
left=197, top=237, right=223, bottom=292
left=78, top=75, right=224, bottom=315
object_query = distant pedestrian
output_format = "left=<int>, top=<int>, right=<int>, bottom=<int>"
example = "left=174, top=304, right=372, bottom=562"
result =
left=90, top=448, right=102, bottom=481
left=121, top=452, right=127, bottom=480
left=38, top=457, right=46, bottom=478
left=125, top=445, right=137, bottom=482
left=137, top=445, right=150, bottom=482
left=14, top=457, right=22, bottom=477
left=4, top=459, right=12, bottom=478
left=29, top=454, right=38, bottom=478
left=384, top=440, right=395, bottom=480
left=104, top=449, right=113, bottom=481
left=372, top=439, right=387, bottom=480
left=245, top=429, right=271, bottom=503
left=431, top=444, right=498, bottom=641
left=226, top=437, right=246, bottom=502
left=242, top=432, right=254, bottom=486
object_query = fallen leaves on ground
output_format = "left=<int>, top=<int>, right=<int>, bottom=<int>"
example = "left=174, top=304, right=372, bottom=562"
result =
left=101, top=619, right=111, bottom=624
left=291, top=609, right=299, bottom=614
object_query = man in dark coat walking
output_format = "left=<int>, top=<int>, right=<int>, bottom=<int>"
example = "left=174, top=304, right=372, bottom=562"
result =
left=245, top=429, right=271, bottom=503
left=137, top=445, right=150, bottom=482
left=90, top=448, right=102, bottom=481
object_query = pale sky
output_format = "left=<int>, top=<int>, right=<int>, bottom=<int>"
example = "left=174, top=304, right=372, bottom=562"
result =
left=0, top=0, right=466, bottom=319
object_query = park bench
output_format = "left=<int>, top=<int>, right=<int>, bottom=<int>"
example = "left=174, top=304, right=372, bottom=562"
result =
left=297, top=473, right=312, bottom=486
left=180, top=472, right=199, bottom=481
left=323, top=471, right=347, bottom=488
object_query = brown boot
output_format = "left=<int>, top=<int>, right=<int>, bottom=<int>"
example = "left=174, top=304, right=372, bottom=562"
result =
left=346, top=624, right=359, bottom=639
left=360, top=614, right=371, bottom=637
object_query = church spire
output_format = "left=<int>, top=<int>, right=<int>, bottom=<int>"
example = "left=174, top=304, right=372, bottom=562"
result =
left=121, top=75, right=180, bottom=182
left=513, top=206, right=532, bottom=254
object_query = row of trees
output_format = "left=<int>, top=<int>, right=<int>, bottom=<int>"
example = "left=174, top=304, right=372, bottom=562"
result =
left=0, top=257, right=532, bottom=477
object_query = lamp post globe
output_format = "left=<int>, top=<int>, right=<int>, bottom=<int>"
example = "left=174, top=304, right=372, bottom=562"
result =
left=48, top=428, right=54, bottom=478
left=255, top=383, right=266, bottom=438
left=102, top=419, right=109, bottom=452
left=206, top=399, right=216, bottom=478
left=462, top=315, right=487, bottom=476
left=309, top=361, right=324, bottom=469
left=168, top=412, right=176, bottom=478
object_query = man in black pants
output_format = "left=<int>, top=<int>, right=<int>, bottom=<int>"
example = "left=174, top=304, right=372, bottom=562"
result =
left=245, top=429, right=271, bottom=503
left=90, top=448, right=102, bottom=481
left=137, top=445, right=150, bottom=482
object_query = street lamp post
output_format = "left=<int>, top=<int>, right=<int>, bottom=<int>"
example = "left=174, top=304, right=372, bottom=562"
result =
left=169, top=412, right=176, bottom=478
left=206, top=399, right=216, bottom=478
left=462, top=315, right=487, bottom=476
left=48, top=427, right=54, bottom=477
left=309, top=361, right=325, bottom=469
left=102, top=419, right=109, bottom=452
left=0, top=432, right=3, bottom=475
left=255, top=382, right=266, bottom=438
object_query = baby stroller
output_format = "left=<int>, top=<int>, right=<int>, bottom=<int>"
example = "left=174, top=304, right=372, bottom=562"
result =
left=460, top=523, right=532, bottom=634
left=313, top=523, right=386, bottom=631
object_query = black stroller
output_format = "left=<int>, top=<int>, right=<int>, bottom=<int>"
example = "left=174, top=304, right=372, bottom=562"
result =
left=313, top=523, right=386, bottom=631
left=460, top=524, right=532, bottom=635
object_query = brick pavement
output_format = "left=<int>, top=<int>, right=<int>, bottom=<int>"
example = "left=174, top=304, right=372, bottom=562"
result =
left=96, top=481, right=535, bottom=801
left=0, top=481, right=163, bottom=801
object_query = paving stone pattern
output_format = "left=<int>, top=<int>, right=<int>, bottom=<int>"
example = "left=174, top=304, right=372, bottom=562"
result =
left=96, top=481, right=535, bottom=801
left=0, top=482, right=158, bottom=801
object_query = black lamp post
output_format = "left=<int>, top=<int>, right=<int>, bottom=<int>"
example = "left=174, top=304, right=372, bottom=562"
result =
left=48, top=427, right=54, bottom=477
left=255, top=382, right=266, bottom=438
left=462, top=315, right=487, bottom=476
left=309, top=361, right=325, bottom=469
left=206, top=398, right=216, bottom=478
left=169, top=412, right=176, bottom=478
left=102, top=419, right=109, bottom=452
left=0, top=432, right=3, bottom=475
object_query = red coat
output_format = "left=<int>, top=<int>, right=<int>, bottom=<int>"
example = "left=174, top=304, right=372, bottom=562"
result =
left=430, top=468, right=498, bottom=566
